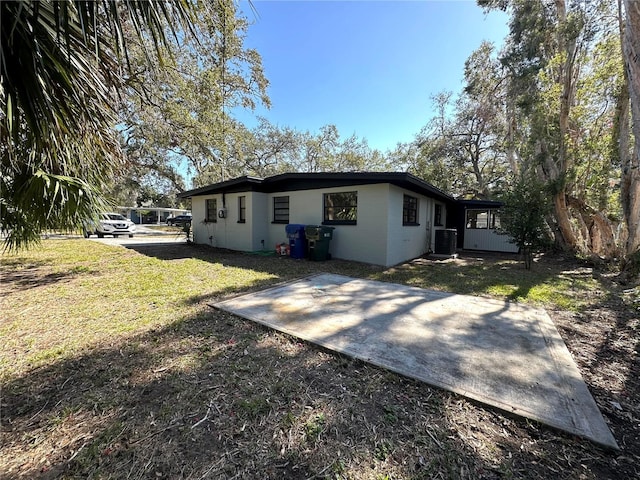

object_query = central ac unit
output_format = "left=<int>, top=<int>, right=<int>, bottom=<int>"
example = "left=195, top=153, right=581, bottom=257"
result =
left=218, top=208, right=227, bottom=218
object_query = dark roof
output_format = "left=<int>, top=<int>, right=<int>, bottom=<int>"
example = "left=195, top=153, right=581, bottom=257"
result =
left=179, top=172, right=455, bottom=203
left=178, top=175, right=264, bottom=197
left=458, top=199, right=504, bottom=208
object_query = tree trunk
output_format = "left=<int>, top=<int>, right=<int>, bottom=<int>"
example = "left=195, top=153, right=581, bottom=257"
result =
left=550, top=0, right=581, bottom=252
left=590, top=212, right=618, bottom=258
left=568, top=195, right=619, bottom=259
left=556, top=0, right=578, bottom=174
left=554, top=191, right=579, bottom=249
left=524, top=246, right=533, bottom=270
left=622, top=0, right=640, bottom=260
left=505, top=97, right=520, bottom=175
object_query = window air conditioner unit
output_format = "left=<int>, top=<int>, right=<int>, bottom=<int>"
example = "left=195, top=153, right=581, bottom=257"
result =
left=218, top=208, right=227, bottom=218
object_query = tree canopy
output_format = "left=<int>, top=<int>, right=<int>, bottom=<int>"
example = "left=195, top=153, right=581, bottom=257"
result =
left=119, top=0, right=271, bottom=190
left=397, top=0, right=638, bottom=269
left=1, top=0, right=196, bottom=249
left=478, top=0, right=638, bottom=267
left=3, top=0, right=639, bottom=274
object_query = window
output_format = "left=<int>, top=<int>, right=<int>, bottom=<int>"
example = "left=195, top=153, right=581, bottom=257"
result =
left=403, top=195, right=419, bottom=226
left=206, top=198, right=217, bottom=222
left=467, top=209, right=493, bottom=229
left=466, top=209, right=501, bottom=229
left=434, top=204, right=443, bottom=226
left=238, top=196, right=246, bottom=223
left=489, top=210, right=501, bottom=229
left=323, top=191, right=357, bottom=224
left=466, top=210, right=486, bottom=229
left=273, top=196, right=290, bottom=223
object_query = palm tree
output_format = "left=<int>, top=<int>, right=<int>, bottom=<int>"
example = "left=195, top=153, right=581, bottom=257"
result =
left=1, top=0, right=195, bottom=249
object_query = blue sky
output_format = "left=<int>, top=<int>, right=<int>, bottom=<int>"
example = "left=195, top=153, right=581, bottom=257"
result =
left=236, top=0, right=510, bottom=153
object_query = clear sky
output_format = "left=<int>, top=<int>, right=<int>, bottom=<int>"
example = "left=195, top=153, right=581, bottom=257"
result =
left=236, top=0, right=510, bottom=153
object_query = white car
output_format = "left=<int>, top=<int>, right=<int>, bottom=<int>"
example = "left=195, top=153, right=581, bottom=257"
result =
left=84, top=213, right=136, bottom=238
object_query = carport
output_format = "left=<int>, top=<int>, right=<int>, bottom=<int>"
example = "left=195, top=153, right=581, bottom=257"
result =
left=214, top=273, right=618, bottom=449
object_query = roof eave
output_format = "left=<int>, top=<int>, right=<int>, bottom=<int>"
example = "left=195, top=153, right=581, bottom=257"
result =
left=179, top=176, right=264, bottom=198
left=178, top=172, right=456, bottom=203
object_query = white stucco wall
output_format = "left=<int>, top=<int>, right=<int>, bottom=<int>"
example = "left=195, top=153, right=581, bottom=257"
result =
left=265, top=184, right=390, bottom=265
left=325, top=184, right=389, bottom=266
left=250, top=193, right=269, bottom=251
left=385, top=185, right=434, bottom=266
left=191, top=192, right=257, bottom=251
left=191, top=183, right=448, bottom=266
left=463, top=229, right=519, bottom=253
left=191, top=195, right=215, bottom=246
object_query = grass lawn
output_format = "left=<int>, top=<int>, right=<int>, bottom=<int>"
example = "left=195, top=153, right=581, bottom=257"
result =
left=1, top=239, right=638, bottom=479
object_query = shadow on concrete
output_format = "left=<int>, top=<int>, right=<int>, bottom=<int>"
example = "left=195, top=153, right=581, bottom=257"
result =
left=3, top=247, right=634, bottom=479
left=213, top=274, right=618, bottom=449
left=0, top=306, right=511, bottom=479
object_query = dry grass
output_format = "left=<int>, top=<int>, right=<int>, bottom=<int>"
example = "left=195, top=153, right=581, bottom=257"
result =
left=1, top=240, right=638, bottom=479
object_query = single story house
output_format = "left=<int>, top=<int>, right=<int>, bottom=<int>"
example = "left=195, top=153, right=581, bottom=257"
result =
left=179, top=172, right=517, bottom=266
left=455, top=200, right=519, bottom=253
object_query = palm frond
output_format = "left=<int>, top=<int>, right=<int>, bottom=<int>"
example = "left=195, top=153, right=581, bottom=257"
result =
left=0, top=0, right=196, bottom=249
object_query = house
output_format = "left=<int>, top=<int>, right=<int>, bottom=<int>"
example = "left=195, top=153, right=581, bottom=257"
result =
left=178, top=172, right=517, bottom=266
left=455, top=200, right=519, bottom=253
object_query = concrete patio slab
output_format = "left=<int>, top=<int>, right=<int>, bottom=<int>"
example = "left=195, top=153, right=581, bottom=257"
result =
left=213, top=273, right=618, bottom=449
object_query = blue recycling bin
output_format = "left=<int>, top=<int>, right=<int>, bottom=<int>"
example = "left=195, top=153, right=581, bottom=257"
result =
left=285, top=224, right=307, bottom=259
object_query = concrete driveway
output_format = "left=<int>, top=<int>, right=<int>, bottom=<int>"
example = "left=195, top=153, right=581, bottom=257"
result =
left=213, top=273, right=618, bottom=449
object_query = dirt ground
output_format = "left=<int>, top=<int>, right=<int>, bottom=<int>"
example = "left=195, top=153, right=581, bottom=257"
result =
left=1, top=244, right=638, bottom=479
left=549, top=276, right=640, bottom=476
